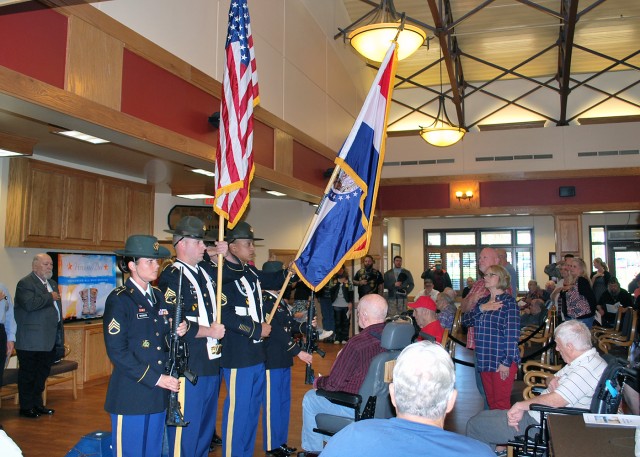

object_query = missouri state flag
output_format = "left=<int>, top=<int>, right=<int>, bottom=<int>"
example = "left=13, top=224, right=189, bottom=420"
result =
left=293, top=43, right=398, bottom=291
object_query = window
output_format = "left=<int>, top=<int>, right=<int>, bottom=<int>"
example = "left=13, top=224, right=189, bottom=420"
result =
left=424, top=228, right=534, bottom=294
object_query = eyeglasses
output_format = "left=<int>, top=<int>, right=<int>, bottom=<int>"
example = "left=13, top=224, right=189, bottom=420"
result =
left=485, top=273, right=499, bottom=277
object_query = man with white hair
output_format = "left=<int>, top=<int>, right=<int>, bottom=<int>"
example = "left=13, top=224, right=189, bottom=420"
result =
left=300, top=294, right=388, bottom=454
left=466, top=320, right=607, bottom=455
left=321, top=342, right=494, bottom=457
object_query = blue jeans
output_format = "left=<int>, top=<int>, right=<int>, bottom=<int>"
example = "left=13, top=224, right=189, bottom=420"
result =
left=319, top=297, right=335, bottom=332
left=301, top=389, right=352, bottom=452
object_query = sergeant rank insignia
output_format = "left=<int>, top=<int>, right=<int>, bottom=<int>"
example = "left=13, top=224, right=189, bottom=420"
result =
left=108, top=318, right=121, bottom=335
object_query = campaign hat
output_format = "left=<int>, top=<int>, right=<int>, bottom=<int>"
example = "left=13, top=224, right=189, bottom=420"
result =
left=115, top=235, right=170, bottom=259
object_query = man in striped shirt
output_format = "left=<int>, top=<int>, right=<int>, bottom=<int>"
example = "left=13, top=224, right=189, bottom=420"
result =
left=466, top=320, right=607, bottom=454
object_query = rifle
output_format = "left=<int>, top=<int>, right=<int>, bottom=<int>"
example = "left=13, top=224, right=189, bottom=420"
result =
left=166, top=272, right=198, bottom=427
left=303, top=291, right=325, bottom=385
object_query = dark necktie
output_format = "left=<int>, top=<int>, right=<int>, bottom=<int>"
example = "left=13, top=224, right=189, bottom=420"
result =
left=145, top=292, right=154, bottom=307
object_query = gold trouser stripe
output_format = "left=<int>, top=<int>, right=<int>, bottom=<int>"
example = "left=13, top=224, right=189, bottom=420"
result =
left=116, top=414, right=123, bottom=457
left=265, top=369, right=272, bottom=451
left=173, top=380, right=187, bottom=457
left=225, top=369, right=237, bottom=457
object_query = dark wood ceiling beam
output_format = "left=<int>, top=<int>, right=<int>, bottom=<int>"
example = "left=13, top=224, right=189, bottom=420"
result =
left=557, top=0, right=579, bottom=126
left=426, top=0, right=465, bottom=127
left=513, top=0, right=563, bottom=20
left=461, top=45, right=559, bottom=96
left=571, top=45, right=640, bottom=73
left=567, top=79, right=640, bottom=123
left=466, top=80, right=557, bottom=129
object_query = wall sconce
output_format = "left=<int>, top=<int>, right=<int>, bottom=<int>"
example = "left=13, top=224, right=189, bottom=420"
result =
left=455, top=190, right=473, bottom=201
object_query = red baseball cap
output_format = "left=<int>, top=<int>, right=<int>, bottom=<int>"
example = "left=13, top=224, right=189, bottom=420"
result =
left=409, top=296, right=437, bottom=312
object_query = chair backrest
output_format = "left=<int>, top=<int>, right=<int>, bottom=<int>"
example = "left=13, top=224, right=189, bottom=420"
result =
left=357, top=321, right=414, bottom=419
left=589, top=355, right=628, bottom=414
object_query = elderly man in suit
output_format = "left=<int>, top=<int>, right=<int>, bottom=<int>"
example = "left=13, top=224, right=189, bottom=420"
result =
left=14, top=253, right=63, bottom=418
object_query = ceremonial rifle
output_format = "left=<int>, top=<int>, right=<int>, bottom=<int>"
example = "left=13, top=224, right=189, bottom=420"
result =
left=303, top=291, right=325, bottom=385
left=166, top=272, right=198, bottom=426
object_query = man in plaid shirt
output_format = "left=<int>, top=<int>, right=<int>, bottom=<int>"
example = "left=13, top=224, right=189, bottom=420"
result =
left=300, top=294, right=388, bottom=453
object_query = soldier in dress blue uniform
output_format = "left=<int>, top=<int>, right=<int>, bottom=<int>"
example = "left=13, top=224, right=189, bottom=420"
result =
left=220, top=222, right=290, bottom=457
left=103, top=235, right=187, bottom=457
left=158, top=216, right=227, bottom=457
left=261, top=261, right=314, bottom=457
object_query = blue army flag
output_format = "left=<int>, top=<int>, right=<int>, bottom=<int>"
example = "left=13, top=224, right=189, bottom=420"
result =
left=293, top=43, right=398, bottom=291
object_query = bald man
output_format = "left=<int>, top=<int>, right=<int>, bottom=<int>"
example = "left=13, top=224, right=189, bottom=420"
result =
left=14, top=253, right=63, bottom=418
left=301, top=294, right=388, bottom=453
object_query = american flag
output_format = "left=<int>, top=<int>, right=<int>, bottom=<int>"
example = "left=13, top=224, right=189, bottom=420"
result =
left=214, top=0, right=259, bottom=229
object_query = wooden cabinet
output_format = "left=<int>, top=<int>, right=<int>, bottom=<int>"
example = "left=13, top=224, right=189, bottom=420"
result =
left=5, top=158, right=153, bottom=250
left=554, top=214, right=583, bottom=258
left=63, top=321, right=112, bottom=389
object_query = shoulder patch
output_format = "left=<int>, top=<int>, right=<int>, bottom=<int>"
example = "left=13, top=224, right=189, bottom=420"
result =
left=107, top=318, right=121, bottom=335
left=161, top=260, right=176, bottom=273
left=164, top=288, right=177, bottom=305
left=115, top=285, right=127, bottom=295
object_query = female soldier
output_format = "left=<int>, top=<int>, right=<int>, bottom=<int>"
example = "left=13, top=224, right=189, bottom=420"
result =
left=103, top=235, right=186, bottom=457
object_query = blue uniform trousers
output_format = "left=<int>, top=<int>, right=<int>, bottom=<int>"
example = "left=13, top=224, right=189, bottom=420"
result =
left=110, top=412, right=165, bottom=457
left=222, top=363, right=265, bottom=457
left=262, top=367, right=291, bottom=451
left=167, top=375, right=220, bottom=457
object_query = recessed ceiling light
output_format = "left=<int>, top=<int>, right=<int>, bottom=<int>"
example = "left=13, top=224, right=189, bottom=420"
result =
left=191, top=169, right=215, bottom=177
left=0, top=149, right=26, bottom=157
left=265, top=190, right=286, bottom=197
left=176, top=194, right=214, bottom=200
left=52, top=129, right=110, bottom=144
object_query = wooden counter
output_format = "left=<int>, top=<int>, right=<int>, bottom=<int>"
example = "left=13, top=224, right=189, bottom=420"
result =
left=61, top=320, right=111, bottom=389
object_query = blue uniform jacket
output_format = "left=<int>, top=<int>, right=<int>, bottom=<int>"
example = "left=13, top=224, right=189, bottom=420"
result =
left=158, top=262, right=220, bottom=377
left=220, top=261, right=287, bottom=369
left=262, top=291, right=308, bottom=370
left=103, top=279, right=171, bottom=415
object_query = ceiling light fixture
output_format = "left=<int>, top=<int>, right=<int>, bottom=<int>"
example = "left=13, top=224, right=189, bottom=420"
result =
left=337, top=0, right=425, bottom=62
left=419, top=48, right=466, bottom=147
left=176, top=193, right=214, bottom=200
left=191, top=168, right=216, bottom=177
left=265, top=190, right=286, bottom=197
left=50, top=126, right=109, bottom=144
left=0, top=131, right=36, bottom=157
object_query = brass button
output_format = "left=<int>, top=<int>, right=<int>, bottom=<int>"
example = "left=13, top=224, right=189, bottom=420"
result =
left=158, top=360, right=162, bottom=365
left=155, top=332, right=159, bottom=336
left=157, top=346, right=161, bottom=351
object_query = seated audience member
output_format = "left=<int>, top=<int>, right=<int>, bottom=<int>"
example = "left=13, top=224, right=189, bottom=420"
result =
left=466, top=320, right=607, bottom=453
left=320, top=342, right=494, bottom=457
left=415, top=278, right=439, bottom=301
left=462, top=277, right=474, bottom=298
left=442, top=287, right=457, bottom=301
left=519, top=299, right=546, bottom=329
left=436, top=292, right=457, bottom=330
left=523, top=280, right=548, bottom=305
left=300, top=294, right=388, bottom=454
left=409, top=296, right=444, bottom=344
left=596, top=276, right=634, bottom=327
left=543, top=281, right=556, bottom=303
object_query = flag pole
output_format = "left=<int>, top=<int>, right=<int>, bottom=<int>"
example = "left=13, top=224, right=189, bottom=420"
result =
left=265, top=164, right=343, bottom=325
left=216, top=214, right=225, bottom=324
